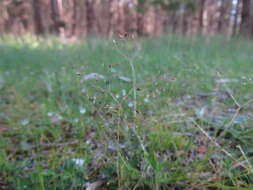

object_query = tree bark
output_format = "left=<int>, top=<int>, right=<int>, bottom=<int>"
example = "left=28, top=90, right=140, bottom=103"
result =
left=32, top=0, right=45, bottom=35
left=240, top=0, right=252, bottom=37
left=182, top=6, right=188, bottom=34
left=232, top=0, right=240, bottom=36
left=50, top=0, right=64, bottom=34
left=217, top=0, right=225, bottom=32
left=136, top=0, right=146, bottom=36
left=198, top=0, right=205, bottom=34
left=85, top=0, right=95, bottom=35
left=107, top=0, right=114, bottom=36
left=71, top=0, right=78, bottom=36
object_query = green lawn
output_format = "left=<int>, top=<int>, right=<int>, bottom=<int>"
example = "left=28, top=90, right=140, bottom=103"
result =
left=0, top=35, right=253, bottom=189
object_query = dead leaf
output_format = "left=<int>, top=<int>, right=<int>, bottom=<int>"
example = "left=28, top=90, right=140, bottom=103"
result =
left=82, top=73, right=106, bottom=82
left=126, top=122, right=135, bottom=128
left=215, top=78, right=238, bottom=84
left=0, top=127, right=8, bottom=134
left=198, top=145, right=207, bottom=153
left=118, top=76, right=132, bottom=83
left=86, top=180, right=105, bottom=190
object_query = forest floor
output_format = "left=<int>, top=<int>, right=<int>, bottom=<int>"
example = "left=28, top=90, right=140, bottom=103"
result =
left=0, top=35, right=253, bottom=190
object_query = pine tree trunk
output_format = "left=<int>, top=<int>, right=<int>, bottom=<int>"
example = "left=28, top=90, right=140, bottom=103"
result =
left=50, top=0, right=62, bottom=34
left=232, top=0, right=240, bottom=36
left=85, top=0, right=96, bottom=35
left=32, top=0, right=44, bottom=35
left=240, top=0, right=252, bottom=37
left=71, top=0, right=78, bottom=36
left=107, top=0, right=113, bottom=36
left=198, top=0, right=205, bottom=34
left=217, top=0, right=225, bottom=32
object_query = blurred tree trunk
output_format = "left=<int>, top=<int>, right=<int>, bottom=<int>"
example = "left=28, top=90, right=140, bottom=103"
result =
left=0, top=1, right=5, bottom=33
left=136, top=0, right=146, bottom=36
left=232, top=0, right=240, bottom=36
left=161, top=14, right=167, bottom=32
left=116, top=1, right=125, bottom=35
left=240, top=0, right=252, bottom=37
left=32, top=0, right=44, bottom=35
left=154, top=7, right=162, bottom=35
left=217, top=0, right=225, bottom=32
left=107, top=0, right=113, bottom=36
left=95, top=0, right=102, bottom=34
left=73, top=0, right=87, bottom=37
left=50, top=0, right=64, bottom=34
left=5, top=2, right=15, bottom=33
left=198, top=0, right=205, bottom=34
left=71, top=0, right=77, bottom=36
left=182, top=7, right=188, bottom=34
left=170, top=11, right=177, bottom=33
left=85, top=0, right=95, bottom=35
left=137, top=13, right=144, bottom=35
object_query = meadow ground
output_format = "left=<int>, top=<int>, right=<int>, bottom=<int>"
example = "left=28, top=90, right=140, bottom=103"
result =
left=0, top=35, right=253, bottom=190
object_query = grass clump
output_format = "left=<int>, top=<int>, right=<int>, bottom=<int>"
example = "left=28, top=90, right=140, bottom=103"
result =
left=0, top=35, right=253, bottom=189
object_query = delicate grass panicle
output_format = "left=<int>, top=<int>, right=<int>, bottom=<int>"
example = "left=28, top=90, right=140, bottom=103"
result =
left=0, top=35, right=253, bottom=189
